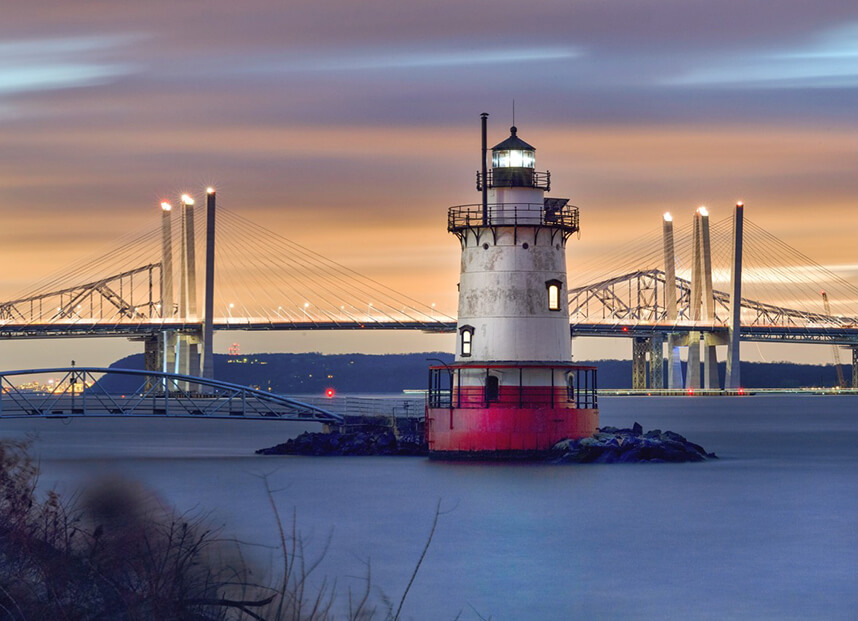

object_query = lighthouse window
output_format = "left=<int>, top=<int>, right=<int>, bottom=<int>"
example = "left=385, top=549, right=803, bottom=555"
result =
left=460, top=326, right=474, bottom=357
left=492, top=149, right=535, bottom=168
left=546, top=280, right=562, bottom=311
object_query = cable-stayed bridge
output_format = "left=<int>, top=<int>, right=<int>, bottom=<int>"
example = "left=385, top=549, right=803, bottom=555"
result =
left=1, top=191, right=856, bottom=390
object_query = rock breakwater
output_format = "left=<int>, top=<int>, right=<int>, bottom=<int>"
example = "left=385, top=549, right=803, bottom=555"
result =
left=550, top=422, right=717, bottom=463
left=256, top=428, right=427, bottom=456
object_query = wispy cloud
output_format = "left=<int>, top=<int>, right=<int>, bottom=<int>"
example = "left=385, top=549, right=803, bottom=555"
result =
left=254, top=46, right=581, bottom=73
left=0, top=35, right=140, bottom=95
left=664, top=23, right=858, bottom=88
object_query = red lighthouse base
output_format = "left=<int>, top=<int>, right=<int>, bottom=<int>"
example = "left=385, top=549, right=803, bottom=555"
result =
left=426, top=364, right=599, bottom=460
left=426, top=405, right=598, bottom=459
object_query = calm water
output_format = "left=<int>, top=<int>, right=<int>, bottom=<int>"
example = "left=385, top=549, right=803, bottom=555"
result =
left=2, top=395, right=856, bottom=620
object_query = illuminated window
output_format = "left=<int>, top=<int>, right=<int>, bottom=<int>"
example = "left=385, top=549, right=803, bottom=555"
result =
left=492, top=149, right=535, bottom=169
left=546, top=280, right=562, bottom=311
left=460, top=325, right=474, bottom=357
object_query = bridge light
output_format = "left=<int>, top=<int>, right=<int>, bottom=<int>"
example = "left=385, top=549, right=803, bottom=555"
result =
left=663, top=212, right=672, bottom=222
left=160, top=201, right=172, bottom=212
left=206, top=187, right=215, bottom=194
left=325, top=387, right=335, bottom=398
left=697, top=206, right=709, bottom=217
left=181, top=194, right=194, bottom=206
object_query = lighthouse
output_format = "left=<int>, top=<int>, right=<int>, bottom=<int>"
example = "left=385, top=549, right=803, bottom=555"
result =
left=426, top=114, right=599, bottom=458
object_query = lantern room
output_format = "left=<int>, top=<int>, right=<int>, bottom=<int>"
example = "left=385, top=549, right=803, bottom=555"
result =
left=479, top=126, right=550, bottom=192
left=491, top=126, right=535, bottom=168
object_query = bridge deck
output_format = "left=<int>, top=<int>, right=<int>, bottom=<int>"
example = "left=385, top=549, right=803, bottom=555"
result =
left=1, top=320, right=856, bottom=345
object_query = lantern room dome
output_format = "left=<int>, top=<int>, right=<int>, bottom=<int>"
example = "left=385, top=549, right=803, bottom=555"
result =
left=491, top=126, right=535, bottom=152
left=491, top=126, right=535, bottom=169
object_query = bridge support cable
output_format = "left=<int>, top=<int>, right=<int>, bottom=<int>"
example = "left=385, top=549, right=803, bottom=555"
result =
left=0, top=367, right=342, bottom=422
left=210, top=207, right=453, bottom=328
left=738, top=218, right=857, bottom=324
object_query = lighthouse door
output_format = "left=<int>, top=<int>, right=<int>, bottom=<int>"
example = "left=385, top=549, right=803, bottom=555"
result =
left=486, top=374, right=500, bottom=403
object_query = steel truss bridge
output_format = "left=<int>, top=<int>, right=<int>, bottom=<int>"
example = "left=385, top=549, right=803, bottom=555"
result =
left=567, top=269, right=858, bottom=345
left=1, top=266, right=854, bottom=346
left=0, top=367, right=341, bottom=422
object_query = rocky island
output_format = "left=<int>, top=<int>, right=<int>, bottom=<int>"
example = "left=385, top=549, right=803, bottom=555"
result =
left=257, top=419, right=717, bottom=463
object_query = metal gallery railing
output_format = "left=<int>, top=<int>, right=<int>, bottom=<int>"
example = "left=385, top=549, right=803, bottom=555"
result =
left=427, top=363, right=597, bottom=410
left=447, top=202, right=579, bottom=237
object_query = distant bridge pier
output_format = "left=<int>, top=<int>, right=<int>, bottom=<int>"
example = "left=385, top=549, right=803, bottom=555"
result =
left=667, top=334, right=683, bottom=388
left=703, top=336, right=719, bottom=389
left=650, top=332, right=664, bottom=388
left=632, top=337, right=648, bottom=389
left=852, top=346, right=858, bottom=389
left=143, top=335, right=160, bottom=372
left=631, top=334, right=666, bottom=390
left=686, top=332, right=702, bottom=389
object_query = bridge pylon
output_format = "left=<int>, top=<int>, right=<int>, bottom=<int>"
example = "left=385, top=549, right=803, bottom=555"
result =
left=725, top=202, right=744, bottom=388
left=178, top=194, right=201, bottom=381
left=662, top=212, right=683, bottom=389
left=685, top=207, right=719, bottom=389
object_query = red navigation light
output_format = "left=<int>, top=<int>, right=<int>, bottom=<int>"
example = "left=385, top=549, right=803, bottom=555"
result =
left=325, top=388, right=335, bottom=399
left=622, top=326, right=628, bottom=332
left=738, top=387, right=745, bottom=396
left=687, top=388, right=694, bottom=395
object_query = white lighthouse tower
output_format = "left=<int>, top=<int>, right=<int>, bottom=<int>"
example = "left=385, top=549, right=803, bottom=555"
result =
left=427, top=114, right=598, bottom=458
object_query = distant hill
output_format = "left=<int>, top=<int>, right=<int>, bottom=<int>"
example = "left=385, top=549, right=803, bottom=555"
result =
left=104, top=353, right=850, bottom=393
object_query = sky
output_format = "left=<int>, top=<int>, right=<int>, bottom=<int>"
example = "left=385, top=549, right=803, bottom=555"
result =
left=1, top=0, right=856, bottom=369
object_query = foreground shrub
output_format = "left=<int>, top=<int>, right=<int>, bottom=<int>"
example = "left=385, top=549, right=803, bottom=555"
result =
left=0, top=440, right=436, bottom=621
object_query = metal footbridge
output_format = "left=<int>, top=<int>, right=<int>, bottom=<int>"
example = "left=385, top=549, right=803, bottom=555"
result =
left=0, top=367, right=341, bottom=422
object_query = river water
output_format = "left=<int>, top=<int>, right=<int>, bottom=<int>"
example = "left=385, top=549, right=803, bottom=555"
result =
left=2, top=395, right=855, bottom=620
